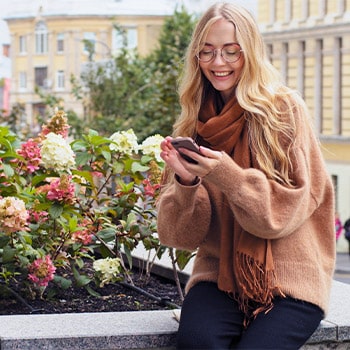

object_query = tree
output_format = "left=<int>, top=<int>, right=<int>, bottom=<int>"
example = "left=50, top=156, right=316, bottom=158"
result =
left=126, top=6, right=196, bottom=139
left=71, top=7, right=196, bottom=140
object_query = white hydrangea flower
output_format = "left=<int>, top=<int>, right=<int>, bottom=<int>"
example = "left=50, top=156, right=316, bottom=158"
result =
left=41, top=132, right=75, bottom=171
left=139, top=134, right=164, bottom=163
left=109, top=129, right=139, bottom=156
left=93, top=257, right=122, bottom=287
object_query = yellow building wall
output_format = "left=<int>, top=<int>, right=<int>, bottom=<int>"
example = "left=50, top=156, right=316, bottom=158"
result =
left=322, top=143, right=350, bottom=163
left=6, top=12, right=167, bottom=124
left=258, top=0, right=350, bottom=252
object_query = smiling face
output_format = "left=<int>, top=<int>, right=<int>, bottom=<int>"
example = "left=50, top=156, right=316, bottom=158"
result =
left=199, top=18, right=244, bottom=102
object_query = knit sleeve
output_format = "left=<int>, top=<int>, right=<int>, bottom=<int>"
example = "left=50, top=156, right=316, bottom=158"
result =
left=204, top=126, right=333, bottom=240
left=156, top=178, right=212, bottom=250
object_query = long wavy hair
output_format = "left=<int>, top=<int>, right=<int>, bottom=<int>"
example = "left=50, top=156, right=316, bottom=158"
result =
left=172, top=2, right=311, bottom=187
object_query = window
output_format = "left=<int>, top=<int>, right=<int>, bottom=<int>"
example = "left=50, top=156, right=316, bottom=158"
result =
left=83, top=32, right=96, bottom=55
left=35, top=67, right=48, bottom=88
left=19, top=35, right=27, bottom=54
left=112, top=27, right=138, bottom=53
left=57, top=33, right=64, bottom=53
left=19, top=72, right=27, bottom=89
left=56, top=70, right=65, bottom=90
left=35, top=21, right=48, bottom=54
left=331, top=175, right=338, bottom=211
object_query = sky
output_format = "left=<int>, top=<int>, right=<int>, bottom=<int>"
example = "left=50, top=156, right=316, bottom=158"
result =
left=0, top=0, right=257, bottom=45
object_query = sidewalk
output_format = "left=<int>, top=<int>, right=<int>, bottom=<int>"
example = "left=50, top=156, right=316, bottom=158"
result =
left=336, top=252, right=350, bottom=274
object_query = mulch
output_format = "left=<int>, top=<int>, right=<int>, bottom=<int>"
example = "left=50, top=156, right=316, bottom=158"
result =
left=0, top=263, right=184, bottom=315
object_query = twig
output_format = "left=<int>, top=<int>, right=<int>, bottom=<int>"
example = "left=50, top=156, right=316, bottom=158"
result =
left=168, top=248, right=184, bottom=302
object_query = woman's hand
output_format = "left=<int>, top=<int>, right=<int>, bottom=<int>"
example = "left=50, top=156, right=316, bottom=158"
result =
left=160, top=136, right=222, bottom=185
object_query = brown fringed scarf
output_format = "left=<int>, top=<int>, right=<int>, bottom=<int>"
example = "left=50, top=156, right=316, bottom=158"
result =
left=197, top=91, right=285, bottom=327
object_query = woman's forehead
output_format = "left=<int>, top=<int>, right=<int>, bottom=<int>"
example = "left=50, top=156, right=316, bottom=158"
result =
left=203, top=19, right=237, bottom=45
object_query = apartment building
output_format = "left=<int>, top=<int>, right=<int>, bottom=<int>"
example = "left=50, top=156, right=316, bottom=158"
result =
left=4, top=0, right=174, bottom=128
left=258, top=0, right=350, bottom=251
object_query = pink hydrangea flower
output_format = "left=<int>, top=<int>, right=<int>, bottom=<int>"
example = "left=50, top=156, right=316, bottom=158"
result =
left=72, top=218, right=95, bottom=245
left=0, top=196, right=29, bottom=234
left=45, top=175, right=76, bottom=204
left=16, top=139, right=41, bottom=173
left=28, top=255, right=56, bottom=287
left=28, top=209, right=49, bottom=224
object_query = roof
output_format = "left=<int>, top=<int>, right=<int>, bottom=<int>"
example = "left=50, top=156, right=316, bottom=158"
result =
left=0, top=0, right=257, bottom=45
left=2, top=0, right=174, bottom=18
left=0, top=0, right=256, bottom=19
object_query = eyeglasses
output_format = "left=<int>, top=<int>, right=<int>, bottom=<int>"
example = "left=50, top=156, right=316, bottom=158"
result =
left=196, top=44, right=243, bottom=63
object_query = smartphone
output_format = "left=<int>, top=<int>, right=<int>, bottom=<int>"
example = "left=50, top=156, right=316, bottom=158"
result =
left=171, top=137, right=201, bottom=163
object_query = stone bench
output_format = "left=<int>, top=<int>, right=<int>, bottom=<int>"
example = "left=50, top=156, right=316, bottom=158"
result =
left=0, top=280, right=349, bottom=350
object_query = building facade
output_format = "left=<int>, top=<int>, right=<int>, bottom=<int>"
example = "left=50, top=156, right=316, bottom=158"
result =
left=258, top=0, right=350, bottom=251
left=5, top=0, right=173, bottom=129
left=0, top=44, right=11, bottom=113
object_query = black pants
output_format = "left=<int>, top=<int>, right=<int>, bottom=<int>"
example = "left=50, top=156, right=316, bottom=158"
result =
left=177, top=282, right=323, bottom=349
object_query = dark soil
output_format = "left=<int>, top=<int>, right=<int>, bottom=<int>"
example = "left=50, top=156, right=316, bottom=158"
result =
left=0, top=262, right=185, bottom=315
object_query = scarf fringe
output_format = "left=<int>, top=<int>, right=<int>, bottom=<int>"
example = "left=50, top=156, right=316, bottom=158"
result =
left=234, top=252, right=285, bottom=328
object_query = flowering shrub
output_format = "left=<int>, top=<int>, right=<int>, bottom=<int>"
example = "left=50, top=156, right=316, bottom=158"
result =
left=0, top=110, right=165, bottom=298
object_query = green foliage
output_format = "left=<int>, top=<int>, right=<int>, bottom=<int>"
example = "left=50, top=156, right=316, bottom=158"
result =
left=149, top=5, right=196, bottom=66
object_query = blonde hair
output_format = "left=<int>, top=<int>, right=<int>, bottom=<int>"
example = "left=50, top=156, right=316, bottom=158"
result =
left=173, top=2, right=311, bottom=187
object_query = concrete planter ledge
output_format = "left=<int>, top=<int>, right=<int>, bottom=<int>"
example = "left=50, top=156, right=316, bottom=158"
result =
left=1, top=280, right=350, bottom=350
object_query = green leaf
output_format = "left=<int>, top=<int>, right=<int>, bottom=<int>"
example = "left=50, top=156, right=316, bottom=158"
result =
left=131, top=162, right=149, bottom=173
left=68, top=216, right=78, bottom=231
left=96, top=228, right=116, bottom=242
left=89, top=135, right=110, bottom=146
left=2, top=246, right=16, bottom=263
left=70, top=140, right=88, bottom=151
left=123, top=245, right=133, bottom=269
left=75, top=152, right=93, bottom=166
left=49, top=203, right=64, bottom=219
left=75, top=257, right=84, bottom=269
left=140, top=155, right=153, bottom=164
left=88, top=129, right=98, bottom=136
left=0, top=236, right=10, bottom=248
left=72, top=169, right=94, bottom=185
left=101, top=150, right=111, bottom=163
left=31, top=174, right=51, bottom=186
left=2, top=163, right=14, bottom=177
left=85, top=284, right=101, bottom=297
left=72, top=266, right=92, bottom=287
left=111, top=161, right=124, bottom=174
left=175, top=249, right=195, bottom=271
left=54, top=275, right=73, bottom=290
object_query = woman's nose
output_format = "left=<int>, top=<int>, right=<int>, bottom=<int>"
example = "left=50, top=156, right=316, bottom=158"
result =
left=212, top=49, right=225, bottom=63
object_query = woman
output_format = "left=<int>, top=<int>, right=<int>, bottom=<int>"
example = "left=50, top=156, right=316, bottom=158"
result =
left=156, top=2, right=335, bottom=349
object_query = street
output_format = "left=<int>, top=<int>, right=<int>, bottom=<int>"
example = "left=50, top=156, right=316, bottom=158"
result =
left=334, top=252, right=350, bottom=284
left=334, top=272, right=350, bottom=284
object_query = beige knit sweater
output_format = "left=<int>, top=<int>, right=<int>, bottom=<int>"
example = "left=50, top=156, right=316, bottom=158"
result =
left=157, top=113, right=336, bottom=317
